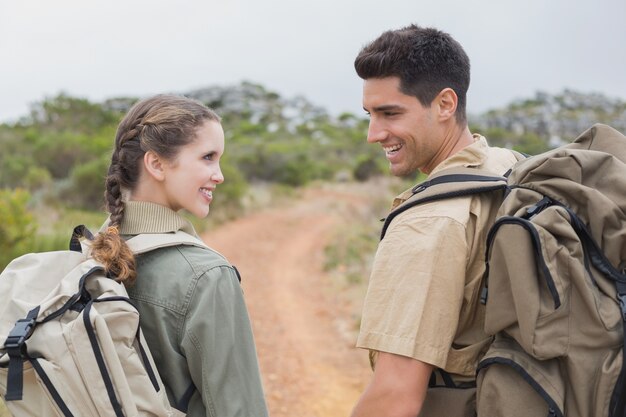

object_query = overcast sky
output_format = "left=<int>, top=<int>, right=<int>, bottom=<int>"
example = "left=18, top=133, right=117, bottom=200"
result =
left=1, top=0, right=625, bottom=123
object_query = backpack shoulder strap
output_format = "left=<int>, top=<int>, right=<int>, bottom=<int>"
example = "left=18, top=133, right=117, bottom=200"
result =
left=126, top=231, right=219, bottom=256
left=72, top=226, right=224, bottom=259
left=381, top=167, right=509, bottom=239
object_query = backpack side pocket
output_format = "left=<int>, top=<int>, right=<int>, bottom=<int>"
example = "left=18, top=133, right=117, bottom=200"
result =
left=485, top=216, right=570, bottom=359
left=476, top=335, right=564, bottom=417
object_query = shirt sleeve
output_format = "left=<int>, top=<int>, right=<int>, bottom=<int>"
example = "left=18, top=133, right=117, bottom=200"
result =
left=181, top=265, right=269, bottom=417
left=356, top=211, right=469, bottom=369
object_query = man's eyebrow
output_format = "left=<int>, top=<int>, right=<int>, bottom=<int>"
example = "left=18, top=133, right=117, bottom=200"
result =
left=364, top=104, right=405, bottom=113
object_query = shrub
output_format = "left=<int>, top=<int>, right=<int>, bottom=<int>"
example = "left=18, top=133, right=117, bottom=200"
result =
left=0, top=189, right=37, bottom=270
left=353, top=156, right=383, bottom=182
left=61, top=155, right=109, bottom=210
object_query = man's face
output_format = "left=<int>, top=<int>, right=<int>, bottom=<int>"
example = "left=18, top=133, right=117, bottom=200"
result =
left=362, top=76, right=442, bottom=176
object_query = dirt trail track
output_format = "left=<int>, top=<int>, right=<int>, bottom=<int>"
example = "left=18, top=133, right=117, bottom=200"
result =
left=201, top=185, right=372, bottom=417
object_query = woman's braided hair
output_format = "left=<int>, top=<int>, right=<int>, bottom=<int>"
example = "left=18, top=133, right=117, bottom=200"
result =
left=91, top=94, right=220, bottom=286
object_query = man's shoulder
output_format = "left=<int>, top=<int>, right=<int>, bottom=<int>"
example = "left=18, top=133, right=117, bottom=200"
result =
left=391, top=197, right=473, bottom=231
left=480, top=142, right=520, bottom=174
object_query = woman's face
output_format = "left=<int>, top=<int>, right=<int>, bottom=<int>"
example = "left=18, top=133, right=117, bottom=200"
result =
left=160, top=120, right=225, bottom=218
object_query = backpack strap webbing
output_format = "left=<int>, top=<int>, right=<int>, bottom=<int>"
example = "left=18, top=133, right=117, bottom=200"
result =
left=4, top=308, right=39, bottom=401
left=381, top=168, right=509, bottom=240
left=69, top=225, right=95, bottom=252
left=125, top=231, right=211, bottom=255
left=69, top=226, right=217, bottom=258
left=428, top=368, right=476, bottom=389
left=177, top=383, right=196, bottom=413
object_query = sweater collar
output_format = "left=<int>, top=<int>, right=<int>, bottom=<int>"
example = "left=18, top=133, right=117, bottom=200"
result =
left=101, top=201, right=198, bottom=236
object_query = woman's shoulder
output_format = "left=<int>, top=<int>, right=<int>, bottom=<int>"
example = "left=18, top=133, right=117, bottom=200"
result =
left=132, top=244, right=239, bottom=304
left=138, top=243, right=232, bottom=276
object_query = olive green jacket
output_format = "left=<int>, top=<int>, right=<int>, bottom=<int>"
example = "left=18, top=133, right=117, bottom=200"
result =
left=105, top=201, right=268, bottom=417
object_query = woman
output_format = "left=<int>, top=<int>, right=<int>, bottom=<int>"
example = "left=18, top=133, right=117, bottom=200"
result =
left=91, top=94, right=268, bottom=417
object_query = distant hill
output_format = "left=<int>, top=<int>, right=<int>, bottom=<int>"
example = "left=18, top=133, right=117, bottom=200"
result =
left=181, top=84, right=626, bottom=149
left=97, top=83, right=626, bottom=150
left=470, top=89, right=626, bottom=148
left=182, top=83, right=626, bottom=152
left=186, top=81, right=328, bottom=127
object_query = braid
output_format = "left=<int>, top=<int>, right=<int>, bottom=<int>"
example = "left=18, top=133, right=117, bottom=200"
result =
left=91, top=225, right=137, bottom=286
left=92, top=149, right=137, bottom=286
left=105, top=116, right=145, bottom=223
left=118, top=123, right=144, bottom=146
left=92, top=167, right=136, bottom=285
left=104, top=152, right=124, bottom=226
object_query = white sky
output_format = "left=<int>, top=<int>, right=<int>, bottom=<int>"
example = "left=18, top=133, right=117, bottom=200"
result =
left=1, top=0, right=625, bottom=123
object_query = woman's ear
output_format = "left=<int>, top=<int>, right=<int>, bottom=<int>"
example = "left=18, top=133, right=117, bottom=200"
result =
left=436, top=88, right=458, bottom=122
left=143, top=151, right=166, bottom=181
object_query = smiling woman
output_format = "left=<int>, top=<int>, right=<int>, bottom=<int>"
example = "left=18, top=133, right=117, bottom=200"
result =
left=88, top=94, right=269, bottom=416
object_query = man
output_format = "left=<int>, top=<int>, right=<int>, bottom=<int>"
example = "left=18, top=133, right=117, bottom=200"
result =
left=350, top=25, right=518, bottom=417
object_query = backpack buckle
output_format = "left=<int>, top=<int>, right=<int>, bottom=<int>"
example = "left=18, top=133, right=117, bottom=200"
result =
left=4, top=318, right=36, bottom=352
left=524, top=196, right=553, bottom=219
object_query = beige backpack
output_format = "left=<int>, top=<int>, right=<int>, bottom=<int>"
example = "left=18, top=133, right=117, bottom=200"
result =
left=0, top=227, right=208, bottom=417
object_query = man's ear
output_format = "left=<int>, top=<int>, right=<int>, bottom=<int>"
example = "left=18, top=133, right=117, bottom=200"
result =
left=143, top=151, right=166, bottom=181
left=436, top=88, right=458, bottom=121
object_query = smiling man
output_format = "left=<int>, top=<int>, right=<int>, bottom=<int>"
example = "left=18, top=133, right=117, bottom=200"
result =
left=350, top=25, right=519, bottom=417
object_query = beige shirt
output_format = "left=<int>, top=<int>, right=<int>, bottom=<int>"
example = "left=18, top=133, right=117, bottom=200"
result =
left=357, top=136, right=517, bottom=377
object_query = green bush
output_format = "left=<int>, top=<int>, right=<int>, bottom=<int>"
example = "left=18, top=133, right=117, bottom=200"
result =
left=0, top=189, right=37, bottom=270
left=353, top=155, right=383, bottom=182
left=515, top=132, right=550, bottom=155
left=0, top=143, right=51, bottom=190
left=24, top=166, right=52, bottom=190
left=33, top=133, right=96, bottom=179
left=207, top=155, right=249, bottom=216
left=61, top=155, right=109, bottom=210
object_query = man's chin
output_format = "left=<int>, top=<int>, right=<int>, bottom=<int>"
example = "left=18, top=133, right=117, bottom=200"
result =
left=390, top=165, right=420, bottom=180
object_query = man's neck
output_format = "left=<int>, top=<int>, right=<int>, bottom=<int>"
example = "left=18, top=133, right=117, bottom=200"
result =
left=423, top=125, right=474, bottom=174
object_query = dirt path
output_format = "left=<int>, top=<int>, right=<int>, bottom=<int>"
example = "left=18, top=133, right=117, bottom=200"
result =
left=201, top=184, right=373, bottom=417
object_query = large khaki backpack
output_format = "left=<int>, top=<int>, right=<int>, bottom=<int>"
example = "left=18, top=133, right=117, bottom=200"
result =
left=0, top=227, right=209, bottom=417
left=380, top=124, right=626, bottom=417
left=476, top=124, right=626, bottom=417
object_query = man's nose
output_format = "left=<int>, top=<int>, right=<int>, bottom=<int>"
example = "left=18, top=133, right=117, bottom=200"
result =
left=367, top=119, right=387, bottom=143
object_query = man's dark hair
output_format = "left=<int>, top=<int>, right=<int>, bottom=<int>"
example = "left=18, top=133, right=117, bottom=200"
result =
left=354, top=24, right=470, bottom=123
